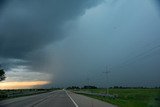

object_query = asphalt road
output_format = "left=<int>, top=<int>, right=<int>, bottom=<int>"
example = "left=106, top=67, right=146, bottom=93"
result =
left=0, top=90, right=117, bottom=107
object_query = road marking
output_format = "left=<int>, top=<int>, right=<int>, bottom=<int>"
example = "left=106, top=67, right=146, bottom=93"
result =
left=65, top=90, right=79, bottom=107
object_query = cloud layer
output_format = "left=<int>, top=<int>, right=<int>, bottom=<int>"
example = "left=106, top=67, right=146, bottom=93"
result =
left=0, top=0, right=160, bottom=88
left=0, top=0, right=102, bottom=58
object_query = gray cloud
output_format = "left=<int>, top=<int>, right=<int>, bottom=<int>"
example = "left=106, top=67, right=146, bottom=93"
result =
left=0, top=0, right=6, bottom=7
left=0, top=0, right=160, bottom=88
left=0, top=0, right=104, bottom=86
left=155, top=0, right=160, bottom=5
left=46, top=0, right=160, bottom=87
left=0, top=0, right=102, bottom=59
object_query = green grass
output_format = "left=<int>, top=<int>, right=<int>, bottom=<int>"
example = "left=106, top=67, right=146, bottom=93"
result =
left=75, top=88, right=160, bottom=107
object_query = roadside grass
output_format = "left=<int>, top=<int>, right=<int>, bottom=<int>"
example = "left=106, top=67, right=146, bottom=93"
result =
left=75, top=88, right=160, bottom=107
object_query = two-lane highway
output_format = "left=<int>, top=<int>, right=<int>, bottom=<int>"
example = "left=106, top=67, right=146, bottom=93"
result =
left=0, top=90, right=75, bottom=107
left=0, top=90, right=117, bottom=107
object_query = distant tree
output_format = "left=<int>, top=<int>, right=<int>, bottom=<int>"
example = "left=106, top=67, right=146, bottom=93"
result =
left=67, top=86, right=80, bottom=90
left=82, top=85, right=97, bottom=89
left=0, top=68, right=6, bottom=81
left=113, top=86, right=119, bottom=89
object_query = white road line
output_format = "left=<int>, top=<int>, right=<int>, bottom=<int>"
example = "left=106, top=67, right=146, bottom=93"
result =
left=65, top=90, right=79, bottom=107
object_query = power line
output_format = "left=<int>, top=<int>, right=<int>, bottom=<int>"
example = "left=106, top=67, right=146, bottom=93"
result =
left=113, top=44, right=160, bottom=69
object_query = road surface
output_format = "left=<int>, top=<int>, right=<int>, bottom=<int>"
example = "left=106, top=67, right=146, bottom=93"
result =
left=0, top=90, right=117, bottom=107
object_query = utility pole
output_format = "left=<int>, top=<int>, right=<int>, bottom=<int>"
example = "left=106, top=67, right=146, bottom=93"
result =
left=103, top=65, right=110, bottom=95
left=86, top=77, right=90, bottom=86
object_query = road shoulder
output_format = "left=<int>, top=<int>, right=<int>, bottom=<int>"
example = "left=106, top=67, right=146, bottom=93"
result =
left=67, top=91, right=117, bottom=107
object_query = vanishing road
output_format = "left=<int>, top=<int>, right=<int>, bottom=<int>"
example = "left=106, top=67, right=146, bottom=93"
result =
left=0, top=90, right=117, bottom=107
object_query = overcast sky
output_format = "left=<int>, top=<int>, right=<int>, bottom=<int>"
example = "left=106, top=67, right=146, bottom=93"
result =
left=0, top=0, right=160, bottom=88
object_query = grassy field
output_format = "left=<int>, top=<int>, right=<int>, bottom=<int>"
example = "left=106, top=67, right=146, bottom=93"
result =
left=74, top=88, right=160, bottom=107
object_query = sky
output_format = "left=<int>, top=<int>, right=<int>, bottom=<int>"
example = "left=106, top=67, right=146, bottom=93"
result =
left=0, top=0, right=160, bottom=89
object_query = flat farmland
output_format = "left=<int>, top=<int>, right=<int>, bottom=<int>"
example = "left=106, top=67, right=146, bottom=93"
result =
left=74, top=88, right=160, bottom=107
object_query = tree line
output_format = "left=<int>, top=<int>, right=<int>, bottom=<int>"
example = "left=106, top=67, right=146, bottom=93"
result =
left=0, top=66, right=5, bottom=81
left=67, top=85, right=97, bottom=89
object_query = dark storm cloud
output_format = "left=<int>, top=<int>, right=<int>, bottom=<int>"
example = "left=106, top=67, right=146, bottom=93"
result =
left=0, top=57, right=27, bottom=70
left=0, top=0, right=7, bottom=12
left=1, top=0, right=159, bottom=88
left=0, top=0, right=6, bottom=6
left=0, top=0, right=102, bottom=59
